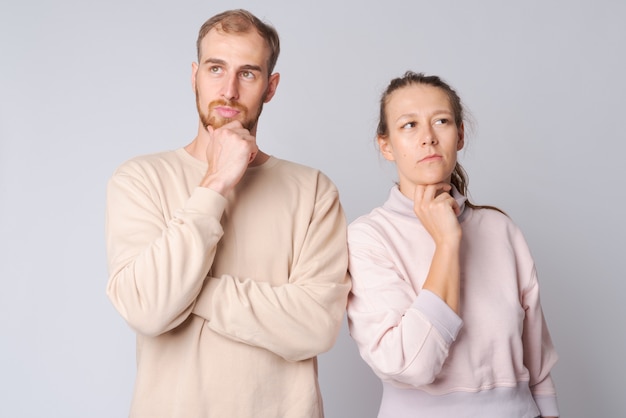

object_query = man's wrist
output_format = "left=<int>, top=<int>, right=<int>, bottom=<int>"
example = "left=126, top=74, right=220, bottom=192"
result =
left=200, top=173, right=232, bottom=196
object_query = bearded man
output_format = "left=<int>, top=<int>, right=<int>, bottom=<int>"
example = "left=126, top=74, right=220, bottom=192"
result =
left=105, top=9, right=350, bottom=418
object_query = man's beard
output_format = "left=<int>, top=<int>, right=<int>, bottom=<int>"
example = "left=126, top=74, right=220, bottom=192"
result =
left=196, top=89, right=265, bottom=132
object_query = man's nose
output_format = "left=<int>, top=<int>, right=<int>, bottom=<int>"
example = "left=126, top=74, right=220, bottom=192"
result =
left=221, top=73, right=239, bottom=101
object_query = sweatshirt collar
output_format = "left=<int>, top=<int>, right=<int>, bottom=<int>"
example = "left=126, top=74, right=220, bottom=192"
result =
left=383, top=185, right=469, bottom=222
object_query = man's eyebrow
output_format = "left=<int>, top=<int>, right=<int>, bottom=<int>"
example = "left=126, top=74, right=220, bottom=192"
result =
left=202, top=58, right=263, bottom=73
left=203, top=58, right=226, bottom=66
left=239, top=64, right=263, bottom=72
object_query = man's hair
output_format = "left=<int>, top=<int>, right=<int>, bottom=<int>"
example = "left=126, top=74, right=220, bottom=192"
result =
left=196, top=9, right=280, bottom=75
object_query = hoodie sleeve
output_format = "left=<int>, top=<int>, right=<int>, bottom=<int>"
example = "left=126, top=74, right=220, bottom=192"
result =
left=346, top=221, right=462, bottom=388
left=522, top=264, right=560, bottom=417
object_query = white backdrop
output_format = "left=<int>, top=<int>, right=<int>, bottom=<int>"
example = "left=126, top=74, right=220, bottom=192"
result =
left=1, top=1, right=625, bottom=417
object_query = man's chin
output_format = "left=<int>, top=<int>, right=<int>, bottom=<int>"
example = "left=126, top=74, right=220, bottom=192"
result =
left=206, top=117, right=256, bottom=131
left=208, top=117, right=234, bottom=130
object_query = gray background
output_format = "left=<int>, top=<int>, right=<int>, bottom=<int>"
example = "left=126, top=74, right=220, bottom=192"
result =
left=1, top=0, right=624, bottom=417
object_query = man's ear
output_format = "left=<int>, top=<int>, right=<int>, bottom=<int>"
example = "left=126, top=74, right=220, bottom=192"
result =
left=457, top=122, right=465, bottom=151
left=191, top=62, right=198, bottom=92
left=378, top=135, right=395, bottom=161
left=263, top=72, right=280, bottom=103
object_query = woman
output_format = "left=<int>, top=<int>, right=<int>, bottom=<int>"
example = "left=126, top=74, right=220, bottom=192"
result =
left=347, top=72, right=559, bottom=418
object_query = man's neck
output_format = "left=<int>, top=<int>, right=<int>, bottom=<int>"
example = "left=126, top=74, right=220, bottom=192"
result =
left=183, top=136, right=208, bottom=162
left=183, top=135, right=270, bottom=167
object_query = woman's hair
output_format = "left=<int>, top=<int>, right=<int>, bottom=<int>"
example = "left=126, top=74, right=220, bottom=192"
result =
left=196, top=9, right=280, bottom=75
left=377, top=71, right=504, bottom=214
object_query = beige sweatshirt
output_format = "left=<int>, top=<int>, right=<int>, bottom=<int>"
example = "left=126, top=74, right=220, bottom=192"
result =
left=105, top=148, right=350, bottom=418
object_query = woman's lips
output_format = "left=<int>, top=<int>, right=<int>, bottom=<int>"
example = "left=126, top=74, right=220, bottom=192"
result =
left=419, top=154, right=441, bottom=163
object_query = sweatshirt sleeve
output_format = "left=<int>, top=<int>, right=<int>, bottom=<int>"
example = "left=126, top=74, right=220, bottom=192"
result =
left=346, top=222, right=462, bottom=387
left=522, top=264, right=560, bottom=417
left=191, top=183, right=351, bottom=362
left=105, top=167, right=226, bottom=337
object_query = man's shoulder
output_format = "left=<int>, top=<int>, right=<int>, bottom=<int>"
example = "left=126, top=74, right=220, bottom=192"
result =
left=270, top=157, right=333, bottom=183
left=112, top=148, right=189, bottom=178
left=115, top=149, right=178, bottom=168
left=266, top=157, right=339, bottom=197
left=272, top=156, right=316, bottom=172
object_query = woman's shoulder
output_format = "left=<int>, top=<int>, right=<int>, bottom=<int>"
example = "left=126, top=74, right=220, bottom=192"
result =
left=467, top=206, right=529, bottom=246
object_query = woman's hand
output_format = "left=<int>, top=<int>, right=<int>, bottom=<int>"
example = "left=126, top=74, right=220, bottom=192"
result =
left=413, top=182, right=462, bottom=313
left=413, top=182, right=462, bottom=246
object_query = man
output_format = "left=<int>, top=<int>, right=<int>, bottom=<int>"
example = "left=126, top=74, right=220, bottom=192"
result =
left=105, top=9, right=350, bottom=418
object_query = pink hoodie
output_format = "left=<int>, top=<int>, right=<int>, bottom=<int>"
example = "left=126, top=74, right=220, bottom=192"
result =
left=347, top=186, right=559, bottom=418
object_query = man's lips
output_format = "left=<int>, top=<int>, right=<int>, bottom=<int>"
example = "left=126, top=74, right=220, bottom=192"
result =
left=215, top=106, right=241, bottom=118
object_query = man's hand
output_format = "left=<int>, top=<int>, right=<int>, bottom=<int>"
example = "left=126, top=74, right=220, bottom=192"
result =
left=200, top=120, right=258, bottom=195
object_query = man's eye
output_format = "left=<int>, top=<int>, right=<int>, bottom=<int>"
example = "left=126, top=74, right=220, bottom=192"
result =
left=209, top=66, right=222, bottom=74
left=241, top=71, right=255, bottom=80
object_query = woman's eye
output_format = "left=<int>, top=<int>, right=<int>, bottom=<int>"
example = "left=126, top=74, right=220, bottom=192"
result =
left=435, top=118, right=449, bottom=125
left=401, top=122, right=416, bottom=129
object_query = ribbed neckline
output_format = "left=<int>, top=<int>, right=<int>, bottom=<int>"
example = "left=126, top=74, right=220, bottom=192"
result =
left=383, top=185, right=470, bottom=222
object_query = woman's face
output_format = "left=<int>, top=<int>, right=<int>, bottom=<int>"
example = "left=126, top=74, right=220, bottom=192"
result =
left=378, top=83, right=464, bottom=199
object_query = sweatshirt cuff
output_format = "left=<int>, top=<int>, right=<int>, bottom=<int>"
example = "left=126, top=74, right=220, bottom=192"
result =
left=185, top=186, right=227, bottom=219
left=412, top=290, right=463, bottom=345
left=534, top=394, right=559, bottom=417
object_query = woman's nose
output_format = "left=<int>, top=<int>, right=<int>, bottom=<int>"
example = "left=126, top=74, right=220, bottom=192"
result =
left=421, top=129, right=437, bottom=146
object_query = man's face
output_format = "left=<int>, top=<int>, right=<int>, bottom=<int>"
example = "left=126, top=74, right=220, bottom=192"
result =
left=192, top=28, right=279, bottom=133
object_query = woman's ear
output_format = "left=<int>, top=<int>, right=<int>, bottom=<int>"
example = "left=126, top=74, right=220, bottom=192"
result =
left=457, top=122, right=465, bottom=151
left=377, top=135, right=395, bottom=161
